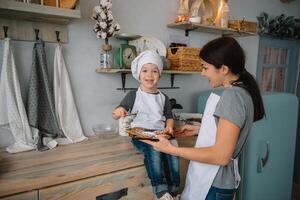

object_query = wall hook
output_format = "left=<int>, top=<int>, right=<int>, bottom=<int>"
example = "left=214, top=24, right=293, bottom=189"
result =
left=3, top=26, right=8, bottom=38
left=55, top=31, right=60, bottom=42
left=34, top=29, right=40, bottom=40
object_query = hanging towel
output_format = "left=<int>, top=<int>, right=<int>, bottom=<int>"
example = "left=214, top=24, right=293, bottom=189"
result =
left=53, top=43, right=87, bottom=143
left=0, top=38, right=36, bottom=153
left=26, top=40, right=61, bottom=150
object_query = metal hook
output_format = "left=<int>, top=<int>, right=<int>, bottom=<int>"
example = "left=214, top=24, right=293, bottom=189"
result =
left=34, top=29, right=39, bottom=40
left=3, top=26, right=8, bottom=38
left=55, top=31, right=60, bottom=42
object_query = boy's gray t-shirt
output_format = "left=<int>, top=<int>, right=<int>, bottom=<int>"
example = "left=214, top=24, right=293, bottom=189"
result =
left=212, top=86, right=254, bottom=189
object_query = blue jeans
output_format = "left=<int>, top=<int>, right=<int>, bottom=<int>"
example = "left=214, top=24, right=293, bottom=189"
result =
left=205, top=186, right=236, bottom=200
left=132, top=139, right=180, bottom=198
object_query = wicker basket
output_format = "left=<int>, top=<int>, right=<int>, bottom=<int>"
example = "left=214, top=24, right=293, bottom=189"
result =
left=167, top=47, right=202, bottom=71
left=228, top=20, right=257, bottom=33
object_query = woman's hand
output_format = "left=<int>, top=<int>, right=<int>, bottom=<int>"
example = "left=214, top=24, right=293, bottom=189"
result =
left=174, top=124, right=200, bottom=137
left=112, top=107, right=128, bottom=120
left=142, top=135, right=176, bottom=154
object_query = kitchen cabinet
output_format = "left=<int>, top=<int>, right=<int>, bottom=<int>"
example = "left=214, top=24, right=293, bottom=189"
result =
left=0, top=136, right=152, bottom=200
left=0, top=135, right=197, bottom=200
left=39, top=166, right=151, bottom=200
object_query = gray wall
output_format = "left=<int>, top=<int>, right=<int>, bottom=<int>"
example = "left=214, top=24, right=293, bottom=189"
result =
left=0, top=0, right=300, bottom=147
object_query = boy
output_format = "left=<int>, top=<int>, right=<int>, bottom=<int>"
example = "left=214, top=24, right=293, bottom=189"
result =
left=112, top=50, right=180, bottom=200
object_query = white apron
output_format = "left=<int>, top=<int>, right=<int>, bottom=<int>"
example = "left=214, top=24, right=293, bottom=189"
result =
left=131, top=87, right=166, bottom=130
left=181, top=93, right=220, bottom=200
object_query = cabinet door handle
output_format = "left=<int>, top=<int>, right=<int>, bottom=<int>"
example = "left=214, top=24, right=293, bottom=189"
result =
left=96, top=188, right=128, bottom=200
left=257, top=141, right=270, bottom=173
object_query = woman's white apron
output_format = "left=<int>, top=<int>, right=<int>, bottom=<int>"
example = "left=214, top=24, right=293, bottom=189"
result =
left=181, top=93, right=220, bottom=200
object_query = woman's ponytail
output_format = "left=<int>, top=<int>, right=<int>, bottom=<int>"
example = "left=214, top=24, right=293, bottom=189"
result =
left=234, top=70, right=265, bottom=121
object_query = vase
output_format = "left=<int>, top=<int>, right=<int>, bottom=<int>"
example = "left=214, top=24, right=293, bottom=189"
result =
left=100, top=44, right=114, bottom=68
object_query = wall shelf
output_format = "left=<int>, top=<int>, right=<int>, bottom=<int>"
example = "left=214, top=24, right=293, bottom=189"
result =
left=96, top=68, right=201, bottom=91
left=0, top=0, right=81, bottom=43
left=0, top=0, right=81, bottom=24
left=95, top=68, right=200, bottom=74
left=167, top=22, right=256, bottom=37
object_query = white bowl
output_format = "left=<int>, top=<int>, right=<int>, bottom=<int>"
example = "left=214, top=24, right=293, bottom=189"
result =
left=189, top=16, right=201, bottom=23
left=92, top=123, right=118, bottom=135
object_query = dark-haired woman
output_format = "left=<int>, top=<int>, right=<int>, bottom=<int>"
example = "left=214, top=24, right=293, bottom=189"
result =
left=143, top=37, right=265, bottom=200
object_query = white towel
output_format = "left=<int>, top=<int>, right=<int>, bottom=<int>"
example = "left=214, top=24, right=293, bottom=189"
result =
left=53, top=44, right=87, bottom=144
left=0, top=38, right=36, bottom=153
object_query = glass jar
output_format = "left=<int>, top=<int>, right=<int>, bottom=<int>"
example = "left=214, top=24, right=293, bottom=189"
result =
left=100, top=44, right=113, bottom=68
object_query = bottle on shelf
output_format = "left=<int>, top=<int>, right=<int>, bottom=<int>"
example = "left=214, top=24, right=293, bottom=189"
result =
left=175, top=0, right=190, bottom=23
left=220, top=0, right=229, bottom=28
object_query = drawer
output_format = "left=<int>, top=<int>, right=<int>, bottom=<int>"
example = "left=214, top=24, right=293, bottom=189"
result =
left=39, top=166, right=153, bottom=200
left=0, top=191, right=38, bottom=200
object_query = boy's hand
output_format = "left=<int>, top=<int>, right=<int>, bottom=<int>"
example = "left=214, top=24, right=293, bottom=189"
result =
left=164, top=126, right=174, bottom=136
left=112, top=107, right=128, bottom=120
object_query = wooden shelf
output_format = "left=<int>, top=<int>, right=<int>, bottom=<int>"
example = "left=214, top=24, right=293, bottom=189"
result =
left=96, top=68, right=201, bottom=91
left=0, top=0, right=81, bottom=24
left=167, top=21, right=256, bottom=37
left=95, top=68, right=201, bottom=74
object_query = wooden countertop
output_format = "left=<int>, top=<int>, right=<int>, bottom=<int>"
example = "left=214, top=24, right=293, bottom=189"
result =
left=0, top=135, right=197, bottom=198
left=0, top=135, right=144, bottom=197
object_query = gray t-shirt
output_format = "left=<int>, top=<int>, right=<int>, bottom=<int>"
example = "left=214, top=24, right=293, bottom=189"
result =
left=212, top=86, right=254, bottom=189
left=118, top=90, right=173, bottom=119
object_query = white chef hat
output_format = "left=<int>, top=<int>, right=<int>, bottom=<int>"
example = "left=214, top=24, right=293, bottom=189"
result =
left=131, top=50, right=163, bottom=81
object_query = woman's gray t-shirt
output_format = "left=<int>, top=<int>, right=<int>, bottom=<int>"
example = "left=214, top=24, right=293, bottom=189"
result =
left=212, top=86, right=254, bottom=189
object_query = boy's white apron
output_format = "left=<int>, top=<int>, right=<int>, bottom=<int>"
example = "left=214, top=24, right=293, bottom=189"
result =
left=131, top=87, right=166, bottom=130
left=181, top=93, right=220, bottom=200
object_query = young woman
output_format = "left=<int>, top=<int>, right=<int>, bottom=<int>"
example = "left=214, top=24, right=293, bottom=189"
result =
left=144, top=37, right=265, bottom=200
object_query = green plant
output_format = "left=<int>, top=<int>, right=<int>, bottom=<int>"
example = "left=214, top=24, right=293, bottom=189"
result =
left=257, top=12, right=300, bottom=39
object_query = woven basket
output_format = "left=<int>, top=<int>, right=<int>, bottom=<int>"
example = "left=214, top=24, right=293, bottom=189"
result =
left=228, top=20, right=257, bottom=33
left=167, top=47, right=202, bottom=71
